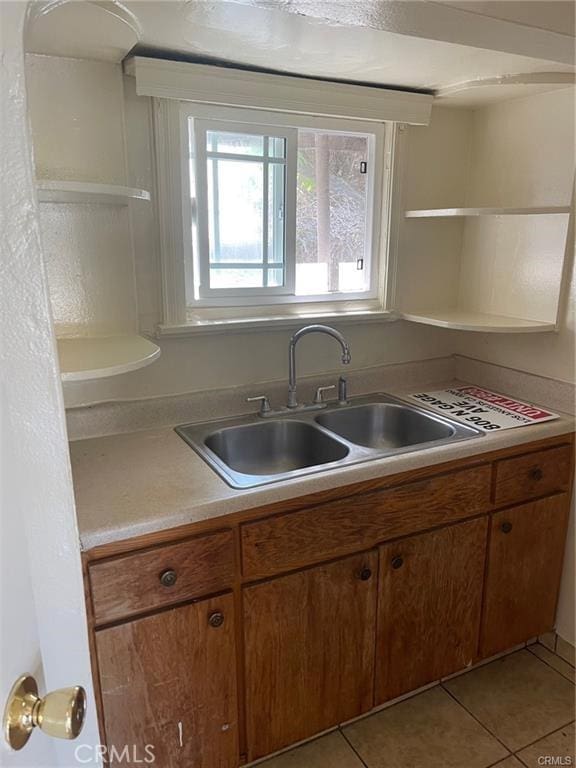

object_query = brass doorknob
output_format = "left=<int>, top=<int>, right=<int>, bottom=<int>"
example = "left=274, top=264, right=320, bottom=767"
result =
left=3, top=674, right=86, bottom=750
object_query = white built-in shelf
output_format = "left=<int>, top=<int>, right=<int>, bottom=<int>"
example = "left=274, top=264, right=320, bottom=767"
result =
left=57, top=335, right=161, bottom=382
left=404, top=206, right=571, bottom=218
left=401, top=310, right=556, bottom=333
left=37, top=180, right=151, bottom=205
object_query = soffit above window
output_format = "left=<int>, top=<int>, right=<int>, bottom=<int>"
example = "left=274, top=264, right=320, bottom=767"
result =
left=124, top=56, right=433, bottom=126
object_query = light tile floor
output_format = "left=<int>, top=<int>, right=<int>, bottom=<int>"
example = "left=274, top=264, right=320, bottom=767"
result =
left=258, top=644, right=575, bottom=768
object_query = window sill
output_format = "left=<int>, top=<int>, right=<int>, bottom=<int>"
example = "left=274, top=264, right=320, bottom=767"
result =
left=157, top=306, right=398, bottom=336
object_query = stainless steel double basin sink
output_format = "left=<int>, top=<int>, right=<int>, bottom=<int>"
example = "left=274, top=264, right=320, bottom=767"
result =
left=176, top=394, right=484, bottom=489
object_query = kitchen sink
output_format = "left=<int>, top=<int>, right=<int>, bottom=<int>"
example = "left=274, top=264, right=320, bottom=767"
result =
left=205, top=420, right=349, bottom=476
left=315, top=403, right=455, bottom=449
left=176, top=394, right=483, bottom=489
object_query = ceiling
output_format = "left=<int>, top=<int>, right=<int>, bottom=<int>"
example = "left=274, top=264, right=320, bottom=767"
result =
left=25, top=0, right=575, bottom=106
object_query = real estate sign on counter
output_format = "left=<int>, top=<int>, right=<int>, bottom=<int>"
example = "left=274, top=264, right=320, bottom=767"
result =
left=403, top=386, right=559, bottom=432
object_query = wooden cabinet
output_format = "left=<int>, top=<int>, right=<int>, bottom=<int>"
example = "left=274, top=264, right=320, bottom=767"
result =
left=480, top=494, right=570, bottom=658
left=243, top=551, right=378, bottom=760
left=376, top=518, right=487, bottom=703
left=84, top=435, right=573, bottom=767
left=95, top=594, right=239, bottom=768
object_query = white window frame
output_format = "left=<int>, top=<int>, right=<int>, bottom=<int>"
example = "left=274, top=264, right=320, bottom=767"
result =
left=193, top=118, right=297, bottom=301
left=180, top=103, right=386, bottom=309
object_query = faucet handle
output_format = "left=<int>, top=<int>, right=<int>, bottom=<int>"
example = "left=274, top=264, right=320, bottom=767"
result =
left=246, top=395, right=271, bottom=416
left=313, top=385, right=336, bottom=405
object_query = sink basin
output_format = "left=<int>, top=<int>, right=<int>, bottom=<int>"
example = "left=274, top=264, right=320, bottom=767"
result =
left=176, top=393, right=483, bottom=489
left=315, top=403, right=455, bottom=449
left=204, top=420, right=349, bottom=476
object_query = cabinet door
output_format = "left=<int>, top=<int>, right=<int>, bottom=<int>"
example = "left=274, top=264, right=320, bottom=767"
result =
left=376, top=517, right=487, bottom=704
left=96, top=594, right=238, bottom=768
left=243, top=551, right=377, bottom=760
left=480, top=494, right=570, bottom=658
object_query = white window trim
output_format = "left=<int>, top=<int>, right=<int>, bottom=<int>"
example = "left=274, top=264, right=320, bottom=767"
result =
left=191, top=117, right=298, bottom=301
left=184, top=104, right=385, bottom=307
left=154, top=98, right=398, bottom=331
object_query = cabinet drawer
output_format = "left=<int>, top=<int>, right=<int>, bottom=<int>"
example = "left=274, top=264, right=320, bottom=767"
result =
left=241, top=465, right=491, bottom=579
left=494, top=444, right=572, bottom=508
left=90, top=530, right=235, bottom=625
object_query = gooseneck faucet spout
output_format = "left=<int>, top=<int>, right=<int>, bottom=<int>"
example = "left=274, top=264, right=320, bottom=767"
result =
left=287, top=324, right=351, bottom=409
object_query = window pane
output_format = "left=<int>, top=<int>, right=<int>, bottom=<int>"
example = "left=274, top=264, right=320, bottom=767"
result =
left=296, top=130, right=369, bottom=296
left=210, top=267, right=263, bottom=289
left=208, top=158, right=263, bottom=264
left=267, top=268, right=284, bottom=287
left=207, top=131, right=264, bottom=156
left=204, top=134, right=287, bottom=292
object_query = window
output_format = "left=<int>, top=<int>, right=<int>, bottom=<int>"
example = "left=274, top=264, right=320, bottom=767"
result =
left=184, top=106, right=385, bottom=308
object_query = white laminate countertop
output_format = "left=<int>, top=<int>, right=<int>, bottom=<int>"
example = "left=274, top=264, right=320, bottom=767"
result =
left=70, top=381, right=575, bottom=550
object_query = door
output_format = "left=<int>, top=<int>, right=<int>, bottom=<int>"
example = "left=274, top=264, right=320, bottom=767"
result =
left=376, top=518, right=487, bottom=704
left=96, top=594, right=239, bottom=767
left=243, top=551, right=377, bottom=761
left=480, top=494, right=570, bottom=658
left=1, top=4, right=98, bottom=765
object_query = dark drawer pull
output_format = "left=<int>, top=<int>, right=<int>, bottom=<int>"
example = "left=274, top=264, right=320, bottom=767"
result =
left=529, top=467, right=544, bottom=481
left=392, top=556, right=404, bottom=570
left=501, top=521, right=513, bottom=534
left=358, top=567, right=372, bottom=581
left=208, top=611, right=224, bottom=628
left=159, top=569, right=177, bottom=588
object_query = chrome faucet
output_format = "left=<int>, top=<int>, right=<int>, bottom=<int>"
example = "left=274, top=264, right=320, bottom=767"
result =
left=287, top=324, right=351, bottom=409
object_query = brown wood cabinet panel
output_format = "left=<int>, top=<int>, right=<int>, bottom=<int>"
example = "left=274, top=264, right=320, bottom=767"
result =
left=493, top=444, right=572, bottom=508
left=480, top=494, right=570, bottom=658
left=375, top=517, right=487, bottom=704
left=96, top=594, right=238, bottom=768
left=241, top=465, right=491, bottom=578
left=90, top=530, right=235, bottom=625
left=243, top=551, right=377, bottom=760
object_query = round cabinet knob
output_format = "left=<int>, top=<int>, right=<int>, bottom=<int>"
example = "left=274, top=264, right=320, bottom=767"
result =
left=529, top=467, right=543, bottom=481
left=358, top=567, right=372, bottom=581
left=159, top=569, right=177, bottom=588
left=392, top=556, right=404, bottom=570
left=208, top=611, right=224, bottom=628
left=501, top=521, right=513, bottom=534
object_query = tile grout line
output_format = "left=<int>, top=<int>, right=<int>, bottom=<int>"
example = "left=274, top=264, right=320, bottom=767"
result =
left=527, top=644, right=576, bottom=683
left=443, top=679, right=575, bottom=760
left=440, top=682, right=513, bottom=756
left=531, top=641, right=576, bottom=671
left=510, top=719, right=576, bottom=757
left=338, top=726, right=371, bottom=768
left=485, top=758, right=516, bottom=768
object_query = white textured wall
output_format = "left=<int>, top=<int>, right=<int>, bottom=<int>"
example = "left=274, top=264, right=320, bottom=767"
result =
left=452, top=88, right=575, bottom=383
left=397, top=107, right=471, bottom=313
left=27, top=54, right=138, bottom=338
left=399, top=93, right=574, bottom=332
left=27, top=54, right=127, bottom=183
left=2, top=12, right=99, bottom=766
